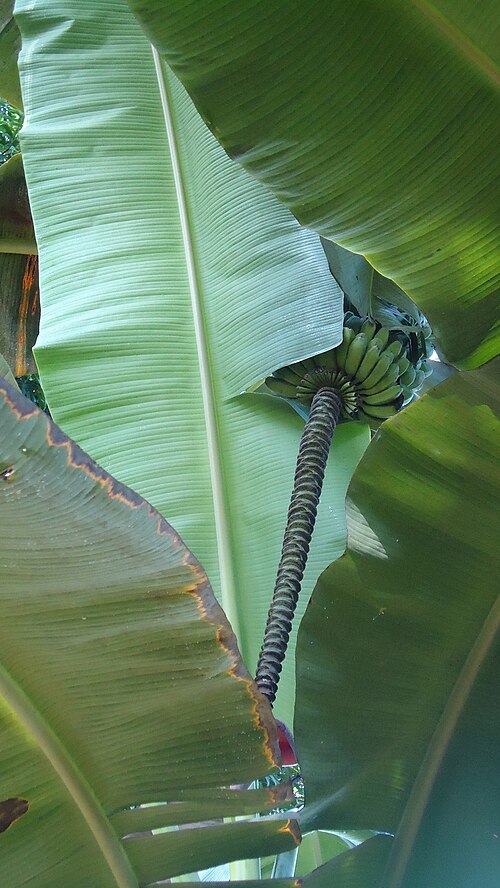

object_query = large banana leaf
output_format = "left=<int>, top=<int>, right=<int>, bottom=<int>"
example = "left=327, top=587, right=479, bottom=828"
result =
left=295, top=362, right=500, bottom=886
left=0, top=375, right=303, bottom=885
left=175, top=835, right=393, bottom=888
left=15, top=0, right=369, bottom=725
left=127, top=0, right=500, bottom=370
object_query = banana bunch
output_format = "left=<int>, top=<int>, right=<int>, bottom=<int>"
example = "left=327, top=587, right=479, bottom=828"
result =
left=266, top=312, right=432, bottom=426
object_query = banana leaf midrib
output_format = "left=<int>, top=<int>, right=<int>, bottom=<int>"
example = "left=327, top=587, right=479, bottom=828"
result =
left=385, top=594, right=500, bottom=887
left=152, top=49, right=241, bottom=643
left=0, top=660, right=138, bottom=888
left=411, top=0, right=499, bottom=84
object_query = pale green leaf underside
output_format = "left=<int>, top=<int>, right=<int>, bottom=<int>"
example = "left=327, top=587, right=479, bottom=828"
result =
left=16, top=0, right=366, bottom=725
left=128, top=0, right=500, bottom=369
left=1, top=379, right=302, bottom=886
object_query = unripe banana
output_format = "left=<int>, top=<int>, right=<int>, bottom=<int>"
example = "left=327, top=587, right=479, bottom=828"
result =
left=383, top=340, right=405, bottom=359
left=400, top=366, right=416, bottom=387
left=278, top=366, right=308, bottom=385
left=344, top=312, right=363, bottom=333
left=314, top=349, right=338, bottom=371
left=361, top=318, right=378, bottom=341
left=361, top=402, right=400, bottom=420
left=299, top=357, right=321, bottom=374
left=361, top=362, right=400, bottom=393
left=354, top=344, right=381, bottom=383
left=266, top=377, right=298, bottom=398
left=334, top=326, right=356, bottom=366
left=363, top=384, right=404, bottom=406
left=344, top=332, right=369, bottom=376
left=360, top=352, right=394, bottom=390
left=413, top=368, right=425, bottom=389
left=397, top=356, right=411, bottom=376
left=371, top=327, right=390, bottom=350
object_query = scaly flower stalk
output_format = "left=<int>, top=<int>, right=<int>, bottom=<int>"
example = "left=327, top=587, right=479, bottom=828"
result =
left=255, top=388, right=341, bottom=703
left=256, top=315, right=432, bottom=705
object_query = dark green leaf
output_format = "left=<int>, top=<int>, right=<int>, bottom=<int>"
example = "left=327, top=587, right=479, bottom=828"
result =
left=128, top=0, right=500, bottom=368
left=295, top=362, right=500, bottom=886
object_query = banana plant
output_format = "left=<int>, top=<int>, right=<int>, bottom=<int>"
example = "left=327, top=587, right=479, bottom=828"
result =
left=4, top=0, right=499, bottom=883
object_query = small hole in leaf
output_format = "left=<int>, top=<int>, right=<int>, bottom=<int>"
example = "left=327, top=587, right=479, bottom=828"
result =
left=0, top=798, right=29, bottom=833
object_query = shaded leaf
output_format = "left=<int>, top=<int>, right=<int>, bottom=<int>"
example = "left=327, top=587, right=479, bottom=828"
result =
left=0, top=153, right=36, bottom=253
left=128, top=0, right=500, bottom=368
left=295, top=362, right=500, bottom=885
left=320, top=239, right=420, bottom=322
left=163, top=835, right=392, bottom=887
left=303, top=835, right=392, bottom=887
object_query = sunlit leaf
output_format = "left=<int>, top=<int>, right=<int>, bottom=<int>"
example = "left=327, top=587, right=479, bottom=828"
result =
left=128, top=0, right=500, bottom=369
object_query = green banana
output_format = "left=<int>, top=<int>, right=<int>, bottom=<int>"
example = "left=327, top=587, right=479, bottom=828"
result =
left=266, top=377, right=297, bottom=397
left=360, top=352, right=394, bottom=390
left=371, top=327, right=390, bottom=350
left=361, top=318, right=378, bottom=341
left=413, top=368, right=425, bottom=389
left=344, top=332, right=369, bottom=376
left=354, top=344, right=382, bottom=383
left=277, top=366, right=307, bottom=385
left=344, top=312, right=363, bottom=333
left=400, top=366, right=417, bottom=387
left=360, top=363, right=401, bottom=394
left=334, top=326, right=356, bottom=366
left=397, top=356, right=411, bottom=376
left=383, top=340, right=405, bottom=359
left=361, top=402, right=400, bottom=419
left=298, top=357, right=321, bottom=374
left=363, top=385, right=404, bottom=406
left=314, top=349, right=338, bottom=371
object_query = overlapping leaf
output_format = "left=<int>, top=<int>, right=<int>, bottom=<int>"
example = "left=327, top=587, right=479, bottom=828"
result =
left=0, top=376, right=303, bottom=885
left=15, top=0, right=368, bottom=725
left=295, top=363, right=500, bottom=886
left=128, top=0, right=500, bottom=369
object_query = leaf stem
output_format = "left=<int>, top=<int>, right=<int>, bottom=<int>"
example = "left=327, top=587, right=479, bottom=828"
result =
left=255, top=388, right=341, bottom=704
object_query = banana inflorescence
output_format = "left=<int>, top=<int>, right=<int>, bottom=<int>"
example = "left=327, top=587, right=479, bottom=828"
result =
left=266, top=312, right=432, bottom=425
